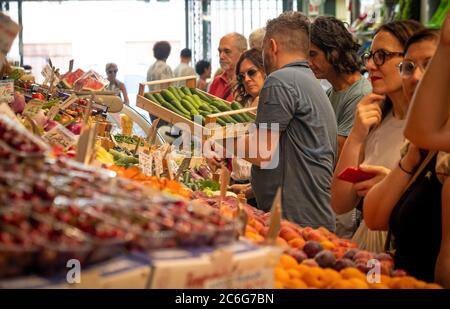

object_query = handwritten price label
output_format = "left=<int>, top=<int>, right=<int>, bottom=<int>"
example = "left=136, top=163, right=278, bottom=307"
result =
left=0, top=80, right=14, bottom=103
left=153, top=150, right=163, bottom=177
left=42, top=124, right=77, bottom=150
left=22, top=100, right=44, bottom=118
left=138, top=151, right=153, bottom=176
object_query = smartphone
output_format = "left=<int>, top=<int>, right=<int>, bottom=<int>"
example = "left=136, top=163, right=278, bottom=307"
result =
left=337, top=167, right=376, bottom=183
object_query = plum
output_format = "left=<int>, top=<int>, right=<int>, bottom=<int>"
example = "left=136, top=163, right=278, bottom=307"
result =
left=334, top=258, right=356, bottom=271
left=303, top=240, right=323, bottom=258
left=314, top=249, right=336, bottom=268
left=343, top=248, right=359, bottom=260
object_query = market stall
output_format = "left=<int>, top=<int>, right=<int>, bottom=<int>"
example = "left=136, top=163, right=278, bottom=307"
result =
left=0, top=65, right=443, bottom=289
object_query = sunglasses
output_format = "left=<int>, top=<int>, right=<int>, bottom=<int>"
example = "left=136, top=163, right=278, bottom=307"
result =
left=362, top=49, right=404, bottom=67
left=237, top=68, right=258, bottom=83
left=107, top=70, right=118, bottom=74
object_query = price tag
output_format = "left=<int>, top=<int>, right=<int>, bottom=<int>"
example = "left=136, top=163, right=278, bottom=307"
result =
left=153, top=150, right=163, bottom=177
left=41, top=64, right=60, bottom=87
left=60, top=94, right=78, bottom=109
left=22, top=99, right=44, bottom=117
left=0, top=80, right=14, bottom=103
left=46, top=104, right=60, bottom=121
left=42, top=124, right=77, bottom=150
left=138, top=151, right=153, bottom=176
left=266, top=187, right=282, bottom=246
left=175, top=157, right=191, bottom=179
left=0, top=12, right=20, bottom=54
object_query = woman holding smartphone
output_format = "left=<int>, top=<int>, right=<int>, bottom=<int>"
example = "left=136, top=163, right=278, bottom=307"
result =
left=331, top=20, right=423, bottom=251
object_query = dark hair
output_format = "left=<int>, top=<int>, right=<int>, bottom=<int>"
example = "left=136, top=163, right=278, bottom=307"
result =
left=265, top=11, right=310, bottom=55
left=180, top=48, right=192, bottom=58
left=153, top=41, right=171, bottom=60
left=404, top=28, right=440, bottom=54
left=372, top=20, right=424, bottom=118
left=233, top=48, right=264, bottom=105
left=311, top=16, right=362, bottom=74
left=195, top=60, right=210, bottom=75
left=374, top=20, right=424, bottom=48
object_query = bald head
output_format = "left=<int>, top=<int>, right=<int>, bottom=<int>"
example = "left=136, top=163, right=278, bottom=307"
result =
left=218, top=32, right=247, bottom=76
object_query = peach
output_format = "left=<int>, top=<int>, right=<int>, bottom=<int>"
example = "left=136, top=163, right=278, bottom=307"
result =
left=276, top=237, right=289, bottom=247
left=279, top=226, right=300, bottom=242
left=288, top=237, right=306, bottom=249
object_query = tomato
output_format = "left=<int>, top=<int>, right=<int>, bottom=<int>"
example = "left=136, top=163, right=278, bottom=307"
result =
left=32, top=93, right=45, bottom=100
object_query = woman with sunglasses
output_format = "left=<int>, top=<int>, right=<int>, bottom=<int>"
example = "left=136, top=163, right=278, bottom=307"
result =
left=105, top=63, right=129, bottom=105
left=363, top=29, right=450, bottom=286
left=233, top=48, right=266, bottom=108
left=228, top=48, right=266, bottom=199
left=331, top=20, right=423, bottom=251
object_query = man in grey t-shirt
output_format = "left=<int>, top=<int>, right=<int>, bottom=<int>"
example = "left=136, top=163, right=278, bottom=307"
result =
left=205, top=12, right=337, bottom=231
left=310, top=16, right=372, bottom=238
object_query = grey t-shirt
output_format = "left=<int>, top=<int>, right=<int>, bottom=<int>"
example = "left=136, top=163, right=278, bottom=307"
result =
left=146, top=60, right=173, bottom=91
left=251, top=61, right=337, bottom=231
left=327, top=78, right=372, bottom=137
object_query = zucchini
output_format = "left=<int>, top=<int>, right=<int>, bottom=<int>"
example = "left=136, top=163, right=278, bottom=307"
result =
left=161, top=101, right=190, bottom=118
left=191, top=88, right=212, bottom=103
left=181, top=86, right=192, bottom=96
left=168, top=86, right=182, bottom=100
left=160, top=89, right=190, bottom=115
left=199, top=104, right=213, bottom=113
left=231, top=101, right=243, bottom=110
left=185, top=95, right=200, bottom=109
left=180, top=98, right=198, bottom=114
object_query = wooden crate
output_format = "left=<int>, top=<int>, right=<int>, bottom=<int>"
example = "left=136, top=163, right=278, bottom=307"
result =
left=136, top=76, right=257, bottom=140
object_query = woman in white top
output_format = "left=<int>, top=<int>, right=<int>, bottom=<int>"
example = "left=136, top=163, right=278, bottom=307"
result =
left=105, top=63, right=129, bottom=105
left=331, top=20, right=424, bottom=252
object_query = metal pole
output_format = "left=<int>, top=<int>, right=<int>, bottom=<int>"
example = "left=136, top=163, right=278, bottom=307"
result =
left=18, top=0, right=23, bottom=66
left=185, top=0, right=189, bottom=48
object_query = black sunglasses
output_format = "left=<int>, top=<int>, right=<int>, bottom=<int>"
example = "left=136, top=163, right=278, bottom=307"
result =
left=107, top=70, right=118, bottom=74
left=362, top=49, right=404, bottom=67
left=237, top=68, right=258, bottom=83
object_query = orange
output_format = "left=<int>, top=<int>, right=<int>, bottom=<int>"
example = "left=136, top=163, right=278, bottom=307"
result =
left=347, top=278, right=369, bottom=289
left=320, top=268, right=342, bottom=288
left=274, top=267, right=290, bottom=283
left=340, top=267, right=366, bottom=281
left=280, top=254, right=298, bottom=269
left=287, top=268, right=301, bottom=279
left=301, top=267, right=326, bottom=288
left=330, top=279, right=353, bottom=289
left=389, top=276, right=419, bottom=289
left=274, top=280, right=284, bottom=289
left=424, top=283, right=442, bottom=289
left=285, top=278, right=308, bottom=289
left=369, top=283, right=389, bottom=289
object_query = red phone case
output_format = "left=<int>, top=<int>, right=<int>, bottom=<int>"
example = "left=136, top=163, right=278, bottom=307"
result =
left=337, top=167, right=376, bottom=183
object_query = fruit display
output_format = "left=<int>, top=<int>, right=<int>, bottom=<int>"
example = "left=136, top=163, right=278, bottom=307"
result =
left=143, top=86, right=255, bottom=126
left=108, top=165, right=192, bottom=199
left=274, top=253, right=441, bottom=289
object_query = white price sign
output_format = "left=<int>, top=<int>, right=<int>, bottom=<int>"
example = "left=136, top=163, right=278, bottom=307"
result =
left=138, top=151, right=153, bottom=176
left=43, top=124, right=77, bottom=150
left=0, top=80, right=14, bottom=103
